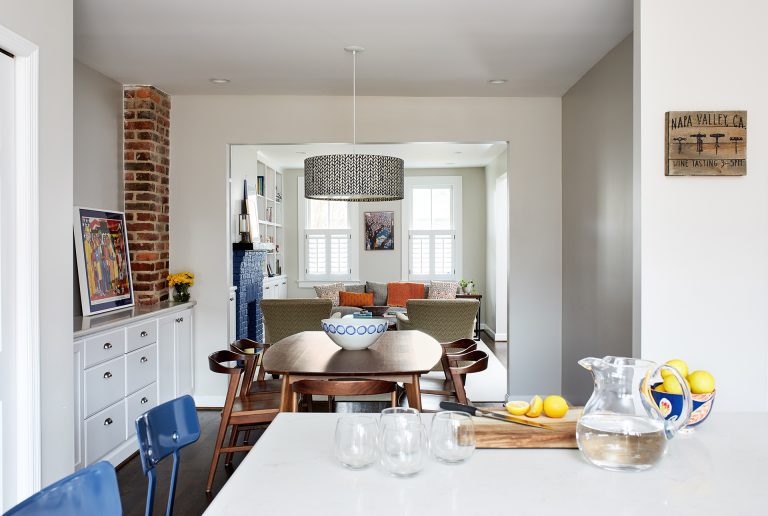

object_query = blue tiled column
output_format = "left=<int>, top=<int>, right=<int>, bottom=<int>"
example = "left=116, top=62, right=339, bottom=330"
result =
left=232, top=250, right=266, bottom=342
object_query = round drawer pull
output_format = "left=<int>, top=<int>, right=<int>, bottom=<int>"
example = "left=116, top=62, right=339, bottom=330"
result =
left=140, top=356, right=148, bottom=363
left=104, top=418, right=113, bottom=426
left=140, top=331, right=149, bottom=337
left=140, top=397, right=149, bottom=404
left=103, top=371, right=112, bottom=379
left=103, top=342, right=112, bottom=350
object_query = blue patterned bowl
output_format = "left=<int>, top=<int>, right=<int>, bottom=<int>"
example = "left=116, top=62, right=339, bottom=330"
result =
left=321, top=317, right=388, bottom=350
left=650, top=383, right=716, bottom=429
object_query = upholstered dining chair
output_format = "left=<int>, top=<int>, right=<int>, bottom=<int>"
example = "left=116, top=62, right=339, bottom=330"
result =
left=206, top=349, right=281, bottom=493
left=395, top=299, right=479, bottom=344
left=259, top=298, right=333, bottom=380
left=290, top=379, right=398, bottom=412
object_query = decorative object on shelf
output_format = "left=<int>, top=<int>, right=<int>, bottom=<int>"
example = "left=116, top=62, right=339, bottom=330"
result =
left=266, top=263, right=274, bottom=277
left=459, top=279, right=475, bottom=295
left=73, top=207, right=134, bottom=316
left=364, top=211, right=395, bottom=250
left=276, top=259, right=282, bottom=275
left=257, top=176, right=265, bottom=196
left=665, top=111, right=747, bottom=176
left=168, top=271, right=194, bottom=302
left=246, top=180, right=261, bottom=243
left=304, top=46, right=404, bottom=202
left=266, top=206, right=273, bottom=223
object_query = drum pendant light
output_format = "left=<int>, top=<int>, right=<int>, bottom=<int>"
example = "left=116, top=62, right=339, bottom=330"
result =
left=304, top=46, right=404, bottom=202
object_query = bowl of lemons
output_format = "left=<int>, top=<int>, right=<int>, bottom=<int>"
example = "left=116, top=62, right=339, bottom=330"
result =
left=650, top=359, right=715, bottom=429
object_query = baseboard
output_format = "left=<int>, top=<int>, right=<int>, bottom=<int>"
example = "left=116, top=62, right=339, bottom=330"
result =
left=481, top=324, right=507, bottom=342
left=193, top=394, right=225, bottom=408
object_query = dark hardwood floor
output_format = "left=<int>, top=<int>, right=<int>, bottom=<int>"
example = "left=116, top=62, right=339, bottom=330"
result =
left=116, top=331, right=506, bottom=515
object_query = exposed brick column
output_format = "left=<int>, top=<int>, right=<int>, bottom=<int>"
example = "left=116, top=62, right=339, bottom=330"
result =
left=123, top=85, right=170, bottom=305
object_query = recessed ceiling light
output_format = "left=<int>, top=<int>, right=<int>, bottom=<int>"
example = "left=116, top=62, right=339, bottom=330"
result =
left=488, top=79, right=507, bottom=85
left=210, top=78, right=230, bottom=84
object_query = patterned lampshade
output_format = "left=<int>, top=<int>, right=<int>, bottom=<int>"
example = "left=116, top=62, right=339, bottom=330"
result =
left=304, top=154, right=404, bottom=202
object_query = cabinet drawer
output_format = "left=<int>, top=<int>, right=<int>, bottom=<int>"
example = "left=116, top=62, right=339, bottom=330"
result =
left=126, top=383, right=157, bottom=438
left=85, top=356, right=126, bottom=417
left=126, top=344, right=157, bottom=395
left=126, top=320, right=157, bottom=353
left=85, top=401, right=126, bottom=465
left=84, top=329, right=126, bottom=368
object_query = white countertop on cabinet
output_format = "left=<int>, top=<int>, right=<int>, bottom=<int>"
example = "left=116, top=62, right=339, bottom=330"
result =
left=204, top=412, right=767, bottom=516
left=73, top=300, right=196, bottom=339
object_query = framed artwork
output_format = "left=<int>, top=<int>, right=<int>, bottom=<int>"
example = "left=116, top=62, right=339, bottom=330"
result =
left=364, top=211, right=395, bottom=251
left=665, top=111, right=747, bottom=176
left=73, top=207, right=134, bottom=315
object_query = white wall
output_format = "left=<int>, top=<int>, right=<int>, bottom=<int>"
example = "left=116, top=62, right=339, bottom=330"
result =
left=484, top=151, right=507, bottom=336
left=637, top=0, right=768, bottom=411
left=169, top=95, right=562, bottom=403
left=73, top=60, right=123, bottom=316
left=562, top=35, right=633, bottom=404
left=2, top=0, right=74, bottom=485
left=281, top=166, right=486, bottom=299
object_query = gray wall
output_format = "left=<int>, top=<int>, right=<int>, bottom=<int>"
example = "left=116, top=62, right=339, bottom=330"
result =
left=562, top=35, right=633, bottom=403
left=484, top=151, right=507, bottom=334
left=283, top=167, right=486, bottom=299
left=73, top=60, right=123, bottom=316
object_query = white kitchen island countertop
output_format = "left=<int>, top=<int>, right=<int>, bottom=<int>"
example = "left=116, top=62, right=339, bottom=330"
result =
left=203, top=412, right=767, bottom=515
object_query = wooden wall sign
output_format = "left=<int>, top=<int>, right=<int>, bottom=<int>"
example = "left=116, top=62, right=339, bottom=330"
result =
left=665, top=111, right=747, bottom=176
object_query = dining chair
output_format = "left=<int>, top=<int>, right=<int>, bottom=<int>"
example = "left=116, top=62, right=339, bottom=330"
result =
left=421, top=338, right=477, bottom=396
left=230, top=338, right=282, bottom=398
left=206, top=349, right=281, bottom=493
left=135, top=395, right=201, bottom=516
left=290, top=379, right=398, bottom=412
left=420, top=349, right=489, bottom=410
left=4, top=461, right=121, bottom=516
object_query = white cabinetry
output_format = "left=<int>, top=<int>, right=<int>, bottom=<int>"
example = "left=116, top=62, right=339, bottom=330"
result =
left=158, top=309, right=194, bottom=402
left=73, top=302, right=195, bottom=469
left=263, top=275, right=287, bottom=300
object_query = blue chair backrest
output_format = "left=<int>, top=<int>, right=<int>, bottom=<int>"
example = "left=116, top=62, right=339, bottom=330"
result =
left=4, top=461, right=121, bottom=516
left=135, top=395, right=200, bottom=516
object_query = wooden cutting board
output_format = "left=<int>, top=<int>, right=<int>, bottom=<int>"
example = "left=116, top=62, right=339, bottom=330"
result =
left=473, top=408, right=581, bottom=449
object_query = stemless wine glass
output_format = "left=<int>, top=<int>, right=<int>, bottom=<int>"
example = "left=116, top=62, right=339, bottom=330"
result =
left=380, top=407, right=421, bottom=431
left=334, top=416, right=379, bottom=470
left=380, top=421, right=428, bottom=477
left=430, top=411, right=476, bottom=463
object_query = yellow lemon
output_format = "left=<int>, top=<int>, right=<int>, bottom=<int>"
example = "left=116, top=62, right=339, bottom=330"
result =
left=687, top=370, right=715, bottom=394
left=661, top=359, right=689, bottom=379
left=654, top=385, right=666, bottom=393
left=525, top=395, right=543, bottom=417
left=543, top=395, right=569, bottom=418
left=505, top=401, right=530, bottom=416
left=662, top=375, right=684, bottom=394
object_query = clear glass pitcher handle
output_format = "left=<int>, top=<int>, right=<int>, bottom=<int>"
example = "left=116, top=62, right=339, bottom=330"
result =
left=648, top=364, right=693, bottom=438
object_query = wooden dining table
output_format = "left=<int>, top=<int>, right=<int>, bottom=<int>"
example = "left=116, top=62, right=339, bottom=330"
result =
left=261, top=330, right=443, bottom=412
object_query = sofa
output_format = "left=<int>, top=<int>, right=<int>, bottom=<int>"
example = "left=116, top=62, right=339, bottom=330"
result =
left=326, top=281, right=461, bottom=317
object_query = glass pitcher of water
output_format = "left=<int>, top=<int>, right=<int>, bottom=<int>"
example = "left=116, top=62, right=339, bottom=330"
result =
left=576, top=356, right=693, bottom=471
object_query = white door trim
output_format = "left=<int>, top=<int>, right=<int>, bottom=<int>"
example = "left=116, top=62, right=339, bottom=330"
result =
left=0, top=24, right=41, bottom=503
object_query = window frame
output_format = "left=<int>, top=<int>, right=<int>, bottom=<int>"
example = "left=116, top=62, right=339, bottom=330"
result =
left=401, top=176, right=462, bottom=281
left=297, top=176, right=359, bottom=286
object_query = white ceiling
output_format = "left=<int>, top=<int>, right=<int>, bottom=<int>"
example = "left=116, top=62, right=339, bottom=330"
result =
left=74, top=0, right=632, bottom=97
left=243, top=142, right=507, bottom=170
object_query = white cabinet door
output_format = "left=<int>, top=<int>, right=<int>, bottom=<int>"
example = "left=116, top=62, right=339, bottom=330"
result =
left=157, top=314, right=176, bottom=404
left=175, top=310, right=193, bottom=396
left=278, top=278, right=288, bottom=299
left=73, top=341, right=85, bottom=470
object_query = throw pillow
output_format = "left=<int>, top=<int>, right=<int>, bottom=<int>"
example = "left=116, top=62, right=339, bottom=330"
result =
left=428, top=280, right=459, bottom=300
left=365, top=281, right=388, bottom=306
left=387, top=282, right=426, bottom=308
left=345, top=284, right=366, bottom=294
left=339, top=291, right=375, bottom=308
left=314, top=282, right=345, bottom=306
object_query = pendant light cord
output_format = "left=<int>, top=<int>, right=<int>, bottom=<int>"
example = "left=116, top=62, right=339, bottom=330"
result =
left=352, top=49, right=356, bottom=155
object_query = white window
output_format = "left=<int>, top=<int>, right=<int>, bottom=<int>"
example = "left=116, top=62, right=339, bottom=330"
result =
left=298, top=177, right=358, bottom=284
left=402, top=176, right=462, bottom=280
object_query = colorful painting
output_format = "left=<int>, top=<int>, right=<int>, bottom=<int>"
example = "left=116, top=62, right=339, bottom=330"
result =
left=364, top=211, right=395, bottom=251
left=74, top=207, right=134, bottom=315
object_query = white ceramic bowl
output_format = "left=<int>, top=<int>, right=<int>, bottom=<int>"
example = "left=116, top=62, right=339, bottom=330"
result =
left=321, top=317, right=388, bottom=350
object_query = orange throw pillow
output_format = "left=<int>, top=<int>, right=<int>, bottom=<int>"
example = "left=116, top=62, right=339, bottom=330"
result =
left=387, top=282, right=425, bottom=308
left=339, top=291, right=374, bottom=308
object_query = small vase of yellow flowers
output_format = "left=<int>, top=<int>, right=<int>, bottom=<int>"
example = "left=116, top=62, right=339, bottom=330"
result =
left=168, top=272, right=194, bottom=302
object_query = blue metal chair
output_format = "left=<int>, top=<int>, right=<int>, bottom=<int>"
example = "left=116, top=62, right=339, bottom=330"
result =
left=135, top=395, right=201, bottom=516
left=4, top=461, right=121, bottom=516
